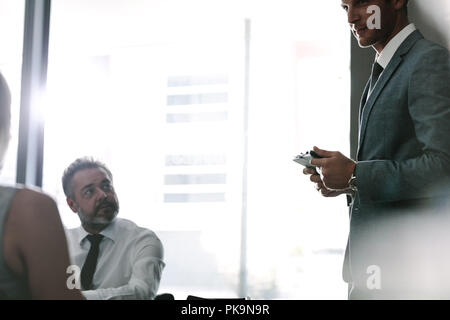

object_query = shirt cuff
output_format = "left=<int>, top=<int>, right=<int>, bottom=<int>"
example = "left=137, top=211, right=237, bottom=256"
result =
left=82, top=290, right=101, bottom=300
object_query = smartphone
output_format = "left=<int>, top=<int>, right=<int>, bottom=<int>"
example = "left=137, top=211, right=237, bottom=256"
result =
left=293, top=150, right=322, bottom=169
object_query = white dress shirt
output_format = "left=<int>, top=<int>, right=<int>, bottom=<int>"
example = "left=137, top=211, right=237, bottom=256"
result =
left=367, top=23, right=416, bottom=98
left=66, top=218, right=165, bottom=300
left=376, top=23, right=417, bottom=69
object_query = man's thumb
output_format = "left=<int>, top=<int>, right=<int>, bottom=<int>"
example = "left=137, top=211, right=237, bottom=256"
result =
left=313, top=146, right=334, bottom=158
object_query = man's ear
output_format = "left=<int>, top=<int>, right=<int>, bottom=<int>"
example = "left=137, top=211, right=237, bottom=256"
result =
left=66, top=197, right=78, bottom=213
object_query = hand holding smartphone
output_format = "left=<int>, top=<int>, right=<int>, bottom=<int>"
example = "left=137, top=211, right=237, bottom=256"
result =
left=293, top=150, right=323, bottom=169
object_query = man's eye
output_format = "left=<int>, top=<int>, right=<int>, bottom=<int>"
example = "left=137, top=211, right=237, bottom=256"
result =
left=101, top=184, right=112, bottom=191
left=83, top=189, right=93, bottom=197
left=342, top=5, right=349, bottom=12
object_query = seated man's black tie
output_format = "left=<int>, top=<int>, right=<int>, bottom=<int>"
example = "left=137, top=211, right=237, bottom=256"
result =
left=81, top=234, right=104, bottom=290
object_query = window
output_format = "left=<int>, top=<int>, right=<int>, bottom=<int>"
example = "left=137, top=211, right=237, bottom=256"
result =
left=0, top=0, right=25, bottom=184
left=44, top=0, right=246, bottom=298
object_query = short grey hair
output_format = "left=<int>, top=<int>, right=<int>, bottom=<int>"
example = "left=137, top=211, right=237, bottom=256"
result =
left=62, top=157, right=113, bottom=198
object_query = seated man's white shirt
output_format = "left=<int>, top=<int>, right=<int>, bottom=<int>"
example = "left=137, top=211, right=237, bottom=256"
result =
left=66, top=218, right=165, bottom=300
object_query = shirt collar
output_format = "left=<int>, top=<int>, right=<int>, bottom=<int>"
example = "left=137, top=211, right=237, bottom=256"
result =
left=376, top=23, right=416, bottom=69
left=77, top=218, right=119, bottom=245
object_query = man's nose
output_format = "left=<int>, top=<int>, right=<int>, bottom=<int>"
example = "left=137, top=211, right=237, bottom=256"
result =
left=347, top=7, right=360, bottom=25
left=96, top=187, right=108, bottom=199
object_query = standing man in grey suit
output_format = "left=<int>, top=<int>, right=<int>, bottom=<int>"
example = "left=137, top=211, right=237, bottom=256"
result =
left=303, top=0, right=450, bottom=299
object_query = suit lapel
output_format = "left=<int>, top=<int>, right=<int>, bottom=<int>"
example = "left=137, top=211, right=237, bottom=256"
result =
left=356, top=30, right=424, bottom=160
left=357, top=80, right=370, bottom=157
left=359, top=80, right=370, bottom=122
left=356, top=56, right=403, bottom=159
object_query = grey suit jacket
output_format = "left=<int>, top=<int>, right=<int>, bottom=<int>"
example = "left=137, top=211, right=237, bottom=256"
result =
left=345, top=30, right=450, bottom=298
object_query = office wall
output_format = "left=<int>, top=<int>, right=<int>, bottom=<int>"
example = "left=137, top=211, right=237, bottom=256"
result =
left=350, top=0, right=450, bottom=157
left=409, top=0, right=450, bottom=50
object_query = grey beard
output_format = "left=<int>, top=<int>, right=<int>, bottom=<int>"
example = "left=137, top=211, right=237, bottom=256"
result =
left=76, top=207, right=118, bottom=229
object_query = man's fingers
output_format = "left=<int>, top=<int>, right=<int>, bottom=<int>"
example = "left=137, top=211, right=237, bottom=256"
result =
left=320, top=187, right=335, bottom=197
left=310, top=158, right=325, bottom=167
left=319, top=186, right=332, bottom=196
left=303, top=167, right=316, bottom=175
left=313, top=146, right=334, bottom=158
left=310, top=174, right=321, bottom=183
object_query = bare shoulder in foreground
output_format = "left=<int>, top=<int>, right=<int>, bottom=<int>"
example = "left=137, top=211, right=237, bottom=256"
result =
left=3, top=188, right=85, bottom=300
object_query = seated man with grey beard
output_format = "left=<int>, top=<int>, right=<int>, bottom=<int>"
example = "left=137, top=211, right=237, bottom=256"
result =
left=62, top=157, right=165, bottom=300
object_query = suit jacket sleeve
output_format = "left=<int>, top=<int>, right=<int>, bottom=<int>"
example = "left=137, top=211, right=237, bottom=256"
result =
left=355, top=45, right=450, bottom=204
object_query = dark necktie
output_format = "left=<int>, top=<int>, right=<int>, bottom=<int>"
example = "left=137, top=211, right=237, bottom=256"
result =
left=360, top=61, right=385, bottom=123
left=81, top=234, right=104, bottom=290
left=369, top=61, right=384, bottom=94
